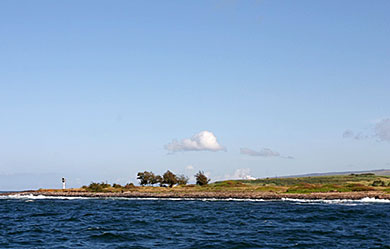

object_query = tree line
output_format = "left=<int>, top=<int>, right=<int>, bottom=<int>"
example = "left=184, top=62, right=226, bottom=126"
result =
left=137, top=170, right=210, bottom=187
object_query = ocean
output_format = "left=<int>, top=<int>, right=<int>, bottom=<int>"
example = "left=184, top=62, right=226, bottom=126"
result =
left=1, top=195, right=389, bottom=248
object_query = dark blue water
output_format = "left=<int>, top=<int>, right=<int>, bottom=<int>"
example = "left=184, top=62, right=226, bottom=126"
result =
left=1, top=196, right=389, bottom=248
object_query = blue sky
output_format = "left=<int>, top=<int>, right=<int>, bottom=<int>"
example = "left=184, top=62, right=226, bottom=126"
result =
left=1, top=0, right=389, bottom=190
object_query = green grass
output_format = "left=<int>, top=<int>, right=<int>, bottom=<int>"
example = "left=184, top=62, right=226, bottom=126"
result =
left=285, top=183, right=375, bottom=193
left=72, top=174, right=390, bottom=193
left=231, top=173, right=390, bottom=186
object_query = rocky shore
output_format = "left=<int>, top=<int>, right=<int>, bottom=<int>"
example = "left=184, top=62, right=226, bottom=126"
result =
left=2, top=190, right=390, bottom=200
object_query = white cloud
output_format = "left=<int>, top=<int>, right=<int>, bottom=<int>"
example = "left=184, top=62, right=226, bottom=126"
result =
left=225, top=168, right=256, bottom=180
left=240, top=147, right=293, bottom=159
left=240, top=147, right=279, bottom=157
left=165, top=131, right=225, bottom=153
left=186, top=165, right=194, bottom=170
left=375, top=118, right=390, bottom=142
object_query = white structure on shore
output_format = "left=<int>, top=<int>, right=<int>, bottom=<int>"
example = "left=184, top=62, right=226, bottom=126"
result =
left=62, top=177, right=66, bottom=189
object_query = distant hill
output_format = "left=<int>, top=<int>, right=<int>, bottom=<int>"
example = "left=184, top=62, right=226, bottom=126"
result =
left=283, top=169, right=390, bottom=178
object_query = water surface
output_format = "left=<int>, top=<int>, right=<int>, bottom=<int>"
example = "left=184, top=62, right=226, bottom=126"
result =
left=1, top=196, right=389, bottom=248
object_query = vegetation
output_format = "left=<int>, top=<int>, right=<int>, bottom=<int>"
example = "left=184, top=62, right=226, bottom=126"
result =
left=83, top=182, right=111, bottom=192
left=76, top=173, right=390, bottom=194
left=135, top=170, right=194, bottom=187
left=112, top=183, right=122, bottom=188
left=162, top=170, right=178, bottom=187
left=237, top=173, right=390, bottom=186
left=137, top=171, right=155, bottom=186
left=177, top=174, right=189, bottom=185
left=195, top=171, right=210, bottom=186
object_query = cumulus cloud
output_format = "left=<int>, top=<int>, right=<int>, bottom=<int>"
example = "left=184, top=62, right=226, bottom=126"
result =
left=165, top=131, right=225, bottom=153
left=240, top=147, right=293, bottom=159
left=375, top=118, right=390, bottom=142
left=225, top=168, right=256, bottom=180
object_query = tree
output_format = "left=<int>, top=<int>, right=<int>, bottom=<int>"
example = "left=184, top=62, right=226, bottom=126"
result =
left=155, top=175, right=164, bottom=187
left=195, top=171, right=210, bottom=186
left=163, top=170, right=178, bottom=187
left=137, top=171, right=149, bottom=186
left=149, top=172, right=158, bottom=186
left=177, top=174, right=189, bottom=185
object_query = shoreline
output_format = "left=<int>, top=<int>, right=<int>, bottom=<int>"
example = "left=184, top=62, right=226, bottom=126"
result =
left=2, top=190, right=390, bottom=200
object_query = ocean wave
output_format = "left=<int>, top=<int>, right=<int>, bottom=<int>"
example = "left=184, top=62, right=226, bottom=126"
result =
left=103, top=197, right=268, bottom=202
left=1, top=194, right=389, bottom=203
left=0, top=195, right=267, bottom=202
left=0, top=194, right=93, bottom=200
left=281, top=197, right=390, bottom=204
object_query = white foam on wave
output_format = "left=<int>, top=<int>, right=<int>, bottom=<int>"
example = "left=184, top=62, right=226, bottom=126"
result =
left=1, top=194, right=389, bottom=203
left=106, top=197, right=267, bottom=202
left=281, top=197, right=390, bottom=204
left=0, top=195, right=267, bottom=202
left=360, top=197, right=390, bottom=203
left=0, top=194, right=93, bottom=200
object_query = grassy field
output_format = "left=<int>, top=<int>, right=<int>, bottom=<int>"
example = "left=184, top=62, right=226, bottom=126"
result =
left=41, top=173, right=390, bottom=194
left=219, top=173, right=390, bottom=193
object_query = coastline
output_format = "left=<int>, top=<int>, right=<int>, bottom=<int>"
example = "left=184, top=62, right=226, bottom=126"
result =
left=2, top=190, right=390, bottom=200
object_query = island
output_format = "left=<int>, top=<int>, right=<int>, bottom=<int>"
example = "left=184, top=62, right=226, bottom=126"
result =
left=2, top=172, right=390, bottom=200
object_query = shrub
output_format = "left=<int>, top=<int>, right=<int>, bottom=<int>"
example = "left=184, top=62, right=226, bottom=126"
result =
left=177, top=175, right=189, bottom=185
left=346, top=184, right=374, bottom=192
left=195, top=171, right=210, bottom=186
left=86, top=182, right=111, bottom=192
left=112, top=183, right=122, bottom=188
left=124, top=183, right=135, bottom=189
left=372, top=180, right=386, bottom=187
left=214, top=181, right=245, bottom=187
left=286, top=183, right=348, bottom=193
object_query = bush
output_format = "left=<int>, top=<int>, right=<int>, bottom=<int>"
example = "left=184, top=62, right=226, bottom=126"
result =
left=86, top=182, right=111, bottom=192
left=124, top=183, right=135, bottom=189
left=112, top=183, right=122, bottom=188
left=195, top=171, right=210, bottom=186
left=286, top=183, right=348, bottom=193
left=372, top=180, right=386, bottom=187
left=177, top=175, right=189, bottom=185
left=346, top=184, right=374, bottom=192
left=214, top=181, right=245, bottom=188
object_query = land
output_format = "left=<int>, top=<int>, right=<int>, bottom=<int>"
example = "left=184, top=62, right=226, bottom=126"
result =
left=2, top=173, right=390, bottom=200
left=281, top=169, right=390, bottom=178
